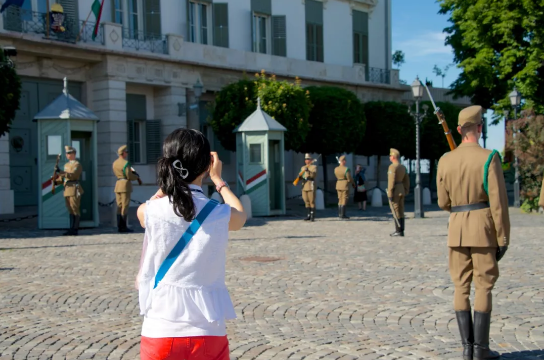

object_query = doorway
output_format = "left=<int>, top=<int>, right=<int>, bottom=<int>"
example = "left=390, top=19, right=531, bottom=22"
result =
left=268, top=140, right=282, bottom=211
left=71, top=131, right=93, bottom=221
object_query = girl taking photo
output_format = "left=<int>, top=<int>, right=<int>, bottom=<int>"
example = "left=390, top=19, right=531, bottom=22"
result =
left=136, top=129, right=247, bottom=360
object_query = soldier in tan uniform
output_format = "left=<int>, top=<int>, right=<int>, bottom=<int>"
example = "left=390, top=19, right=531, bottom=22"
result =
left=53, top=146, right=84, bottom=236
left=437, top=105, right=510, bottom=360
left=298, top=153, right=318, bottom=222
left=387, top=148, right=410, bottom=236
left=334, top=155, right=355, bottom=219
left=112, top=145, right=142, bottom=233
left=539, top=174, right=544, bottom=210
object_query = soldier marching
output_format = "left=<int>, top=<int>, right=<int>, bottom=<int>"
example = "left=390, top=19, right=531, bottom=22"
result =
left=437, top=105, right=510, bottom=360
left=298, top=153, right=318, bottom=222
left=112, top=145, right=142, bottom=233
left=387, top=148, right=410, bottom=237
left=53, top=145, right=84, bottom=236
left=334, top=155, right=355, bottom=219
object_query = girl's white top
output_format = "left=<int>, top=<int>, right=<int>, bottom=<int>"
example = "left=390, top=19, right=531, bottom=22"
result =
left=138, top=185, right=236, bottom=338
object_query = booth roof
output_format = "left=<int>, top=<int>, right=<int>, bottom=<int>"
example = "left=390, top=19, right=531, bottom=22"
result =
left=34, top=78, right=99, bottom=121
left=234, top=99, right=287, bottom=133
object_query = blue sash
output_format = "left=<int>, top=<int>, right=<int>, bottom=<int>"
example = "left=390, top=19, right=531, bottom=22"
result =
left=153, top=199, right=219, bottom=289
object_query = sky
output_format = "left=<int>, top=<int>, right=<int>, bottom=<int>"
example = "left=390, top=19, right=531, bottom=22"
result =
left=391, top=0, right=504, bottom=152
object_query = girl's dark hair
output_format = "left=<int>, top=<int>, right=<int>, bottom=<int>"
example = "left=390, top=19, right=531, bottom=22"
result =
left=157, top=129, right=211, bottom=221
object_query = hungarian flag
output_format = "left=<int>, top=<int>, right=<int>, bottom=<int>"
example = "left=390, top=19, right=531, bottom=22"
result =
left=91, top=0, right=104, bottom=40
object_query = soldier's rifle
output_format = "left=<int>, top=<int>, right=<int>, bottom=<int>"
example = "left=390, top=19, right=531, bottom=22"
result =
left=423, top=83, right=457, bottom=151
left=50, top=154, right=61, bottom=195
left=293, top=154, right=321, bottom=186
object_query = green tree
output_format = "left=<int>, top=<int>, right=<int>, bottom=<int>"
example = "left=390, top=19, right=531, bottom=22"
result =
left=392, top=50, right=405, bottom=69
left=439, top=0, right=544, bottom=117
left=301, top=86, right=365, bottom=193
left=506, top=109, right=544, bottom=212
left=0, top=51, right=21, bottom=136
left=209, top=71, right=311, bottom=152
left=256, top=73, right=312, bottom=152
left=432, top=64, right=452, bottom=88
left=359, top=101, right=415, bottom=187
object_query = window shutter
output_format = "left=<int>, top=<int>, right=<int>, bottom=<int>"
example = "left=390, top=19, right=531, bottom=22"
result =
left=146, top=120, right=162, bottom=163
left=145, top=0, right=162, bottom=37
left=353, top=10, right=368, bottom=65
left=251, top=12, right=255, bottom=52
left=305, top=0, right=323, bottom=25
left=213, top=3, right=229, bottom=48
left=112, top=0, right=122, bottom=24
left=272, top=15, right=286, bottom=57
left=127, top=119, right=135, bottom=163
left=59, top=0, right=80, bottom=41
left=251, top=0, right=271, bottom=16
left=316, top=24, right=323, bottom=62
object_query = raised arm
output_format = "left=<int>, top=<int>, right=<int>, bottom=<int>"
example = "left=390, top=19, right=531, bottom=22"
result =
left=487, top=153, right=510, bottom=246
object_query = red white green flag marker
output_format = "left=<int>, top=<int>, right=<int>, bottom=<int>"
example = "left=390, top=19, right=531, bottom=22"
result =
left=91, top=0, right=104, bottom=41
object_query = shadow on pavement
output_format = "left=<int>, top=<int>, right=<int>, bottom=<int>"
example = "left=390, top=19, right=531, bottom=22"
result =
left=502, top=349, right=544, bottom=359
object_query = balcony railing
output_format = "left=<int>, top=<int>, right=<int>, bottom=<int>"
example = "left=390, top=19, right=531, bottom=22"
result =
left=121, top=28, right=167, bottom=54
left=368, top=67, right=391, bottom=85
left=2, top=7, right=103, bottom=44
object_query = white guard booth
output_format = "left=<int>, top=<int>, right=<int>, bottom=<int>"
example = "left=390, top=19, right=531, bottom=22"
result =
left=234, top=99, right=287, bottom=216
left=34, top=78, right=100, bottom=229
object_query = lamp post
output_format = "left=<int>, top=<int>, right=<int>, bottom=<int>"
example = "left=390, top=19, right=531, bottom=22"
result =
left=509, top=87, right=522, bottom=207
left=408, top=76, right=427, bottom=219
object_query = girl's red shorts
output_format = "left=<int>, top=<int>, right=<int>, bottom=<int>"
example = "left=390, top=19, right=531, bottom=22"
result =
left=140, top=335, right=229, bottom=360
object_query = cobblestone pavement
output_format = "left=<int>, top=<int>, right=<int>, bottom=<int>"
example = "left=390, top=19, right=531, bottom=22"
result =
left=1, top=203, right=543, bottom=360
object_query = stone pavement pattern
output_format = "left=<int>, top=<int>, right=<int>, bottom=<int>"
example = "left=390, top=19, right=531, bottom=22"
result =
left=0, top=205, right=543, bottom=360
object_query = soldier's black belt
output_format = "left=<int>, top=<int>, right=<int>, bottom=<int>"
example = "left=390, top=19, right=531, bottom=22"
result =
left=65, top=180, right=79, bottom=184
left=395, top=182, right=403, bottom=185
left=451, top=202, right=489, bottom=212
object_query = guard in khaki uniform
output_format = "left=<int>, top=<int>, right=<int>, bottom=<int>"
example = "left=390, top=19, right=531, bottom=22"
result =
left=387, top=148, right=410, bottom=237
left=299, top=154, right=318, bottom=222
left=334, top=155, right=355, bottom=219
left=437, top=105, right=510, bottom=360
left=539, top=174, right=544, bottom=209
left=113, top=145, right=142, bottom=233
left=53, top=146, right=84, bottom=236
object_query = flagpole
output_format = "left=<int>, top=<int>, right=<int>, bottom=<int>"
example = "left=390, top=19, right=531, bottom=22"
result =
left=46, top=0, right=50, bottom=39
left=76, top=6, right=94, bottom=42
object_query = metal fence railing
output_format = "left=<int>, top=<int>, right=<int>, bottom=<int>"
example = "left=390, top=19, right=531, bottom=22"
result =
left=121, top=28, right=167, bottom=54
left=368, top=67, right=391, bottom=85
left=2, top=7, right=103, bottom=45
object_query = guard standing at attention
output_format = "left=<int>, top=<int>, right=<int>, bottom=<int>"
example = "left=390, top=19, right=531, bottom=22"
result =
left=113, top=145, right=142, bottom=233
left=334, top=155, right=355, bottom=219
left=539, top=173, right=544, bottom=210
left=54, top=145, right=84, bottom=236
left=387, top=148, right=410, bottom=236
left=299, top=153, right=318, bottom=222
left=437, top=105, right=510, bottom=360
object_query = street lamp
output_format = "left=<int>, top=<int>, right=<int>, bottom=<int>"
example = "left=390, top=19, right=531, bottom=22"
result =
left=509, top=87, right=522, bottom=207
left=408, top=76, right=427, bottom=219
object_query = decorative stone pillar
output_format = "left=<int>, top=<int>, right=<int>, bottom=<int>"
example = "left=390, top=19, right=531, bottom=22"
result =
left=154, top=86, right=187, bottom=139
left=391, top=69, right=400, bottom=87
left=0, top=133, right=14, bottom=214
left=90, top=79, right=127, bottom=203
left=103, top=22, right=123, bottom=51
left=167, top=34, right=184, bottom=60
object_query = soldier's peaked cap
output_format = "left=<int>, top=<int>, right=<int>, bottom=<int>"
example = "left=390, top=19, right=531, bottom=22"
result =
left=65, top=145, right=76, bottom=153
left=390, top=148, right=400, bottom=158
left=338, top=155, right=346, bottom=162
left=304, top=153, right=313, bottom=160
left=118, top=145, right=128, bottom=155
left=458, top=105, right=483, bottom=128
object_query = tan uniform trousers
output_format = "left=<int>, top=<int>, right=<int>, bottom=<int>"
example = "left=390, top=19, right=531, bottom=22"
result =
left=116, top=192, right=131, bottom=216
left=449, top=247, right=499, bottom=313
left=337, top=190, right=349, bottom=206
left=302, top=190, right=316, bottom=208
left=391, top=194, right=405, bottom=219
left=64, top=196, right=81, bottom=216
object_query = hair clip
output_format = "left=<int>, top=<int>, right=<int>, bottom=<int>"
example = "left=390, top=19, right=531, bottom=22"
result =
left=172, top=159, right=189, bottom=179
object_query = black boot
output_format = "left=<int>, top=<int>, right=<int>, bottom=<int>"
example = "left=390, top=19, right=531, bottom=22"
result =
left=304, top=208, right=311, bottom=221
left=117, top=214, right=123, bottom=233
left=390, top=220, right=402, bottom=236
left=310, top=208, right=315, bottom=222
left=340, top=205, right=350, bottom=219
left=63, top=215, right=74, bottom=236
left=121, top=215, right=134, bottom=233
left=399, top=218, right=405, bottom=236
left=338, top=205, right=341, bottom=219
left=473, top=311, right=500, bottom=360
left=72, top=216, right=80, bottom=236
left=456, top=311, right=474, bottom=360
